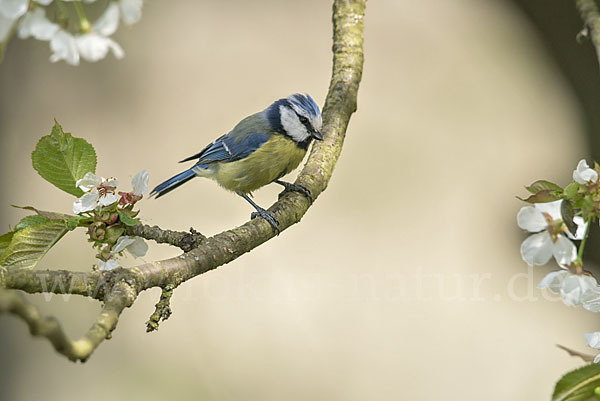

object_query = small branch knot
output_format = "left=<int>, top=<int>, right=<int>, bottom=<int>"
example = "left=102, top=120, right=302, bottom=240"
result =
left=179, top=228, right=204, bottom=252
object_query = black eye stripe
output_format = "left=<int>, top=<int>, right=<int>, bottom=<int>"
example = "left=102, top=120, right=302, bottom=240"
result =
left=295, top=112, right=312, bottom=131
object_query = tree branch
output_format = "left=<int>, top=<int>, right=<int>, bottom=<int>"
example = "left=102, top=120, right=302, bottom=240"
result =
left=0, top=281, right=136, bottom=361
left=576, top=0, right=600, bottom=68
left=125, top=224, right=205, bottom=252
left=0, top=0, right=366, bottom=362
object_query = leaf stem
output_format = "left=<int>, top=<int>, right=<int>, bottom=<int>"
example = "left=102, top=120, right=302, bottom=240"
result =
left=73, top=1, right=91, bottom=33
left=577, top=220, right=591, bottom=263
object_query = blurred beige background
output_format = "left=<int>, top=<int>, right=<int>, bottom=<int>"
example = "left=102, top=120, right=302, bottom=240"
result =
left=0, top=0, right=595, bottom=400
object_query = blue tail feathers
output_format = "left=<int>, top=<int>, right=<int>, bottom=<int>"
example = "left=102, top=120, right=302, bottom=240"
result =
left=150, top=168, right=196, bottom=198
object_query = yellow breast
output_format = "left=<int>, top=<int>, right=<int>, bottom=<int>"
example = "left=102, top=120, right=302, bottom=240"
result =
left=213, top=135, right=307, bottom=194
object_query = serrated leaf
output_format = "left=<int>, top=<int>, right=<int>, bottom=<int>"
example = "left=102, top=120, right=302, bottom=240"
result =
left=0, top=232, right=14, bottom=258
left=517, top=190, right=561, bottom=203
left=11, top=205, right=73, bottom=221
left=553, top=363, right=600, bottom=401
left=526, top=180, right=563, bottom=194
left=117, top=210, right=141, bottom=226
left=31, top=121, right=97, bottom=197
left=0, top=221, right=67, bottom=270
left=14, top=215, right=49, bottom=231
left=561, top=201, right=578, bottom=237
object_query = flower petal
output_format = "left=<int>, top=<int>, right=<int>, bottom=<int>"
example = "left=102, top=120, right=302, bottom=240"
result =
left=561, top=275, right=598, bottom=306
left=0, top=0, right=28, bottom=20
left=582, top=287, right=600, bottom=312
left=552, top=235, right=577, bottom=268
left=101, top=176, right=119, bottom=187
left=50, top=30, right=80, bottom=66
left=76, top=172, right=100, bottom=192
left=98, top=258, right=120, bottom=271
left=111, top=235, right=136, bottom=254
left=73, top=191, right=99, bottom=214
left=93, top=2, right=120, bottom=36
left=534, top=200, right=563, bottom=221
left=131, top=170, right=149, bottom=195
left=573, top=159, right=598, bottom=185
left=517, top=206, right=547, bottom=233
left=520, top=231, right=553, bottom=266
left=586, top=332, right=600, bottom=349
left=0, top=12, right=15, bottom=42
left=119, top=0, right=143, bottom=25
left=537, top=270, right=569, bottom=292
left=126, top=237, right=148, bottom=257
left=98, top=193, right=120, bottom=207
left=76, top=33, right=111, bottom=62
left=17, top=8, right=58, bottom=40
left=568, top=216, right=589, bottom=241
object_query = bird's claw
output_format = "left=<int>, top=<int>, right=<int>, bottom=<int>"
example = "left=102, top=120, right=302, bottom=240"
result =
left=251, top=209, right=280, bottom=233
left=277, top=182, right=313, bottom=203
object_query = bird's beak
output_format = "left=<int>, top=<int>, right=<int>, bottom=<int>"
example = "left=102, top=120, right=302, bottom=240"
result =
left=312, top=130, right=323, bottom=140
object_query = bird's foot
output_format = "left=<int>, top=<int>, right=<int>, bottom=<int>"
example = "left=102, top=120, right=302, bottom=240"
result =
left=250, top=208, right=280, bottom=233
left=277, top=181, right=313, bottom=203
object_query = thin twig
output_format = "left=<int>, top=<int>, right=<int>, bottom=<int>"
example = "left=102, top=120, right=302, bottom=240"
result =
left=575, top=0, right=600, bottom=69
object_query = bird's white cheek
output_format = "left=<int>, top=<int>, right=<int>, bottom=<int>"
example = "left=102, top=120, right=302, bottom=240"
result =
left=279, top=105, right=309, bottom=142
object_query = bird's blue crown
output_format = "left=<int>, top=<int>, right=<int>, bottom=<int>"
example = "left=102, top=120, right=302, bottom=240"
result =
left=286, top=93, right=321, bottom=120
left=266, top=93, right=322, bottom=135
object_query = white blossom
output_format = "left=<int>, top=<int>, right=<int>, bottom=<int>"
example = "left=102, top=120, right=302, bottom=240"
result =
left=0, top=0, right=28, bottom=20
left=111, top=235, right=148, bottom=257
left=131, top=170, right=149, bottom=196
left=573, top=159, right=598, bottom=185
left=98, top=258, right=120, bottom=271
left=72, top=172, right=120, bottom=214
left=119, top=0, right=143, bottom=25
left=18, top=8, right=59, bottom=41
left=517, top=200, right=585, bottom=267
left=93, top=2, right=119, bottom=36
left=582, top=286, right=600, bottom=312
left=538, top=270, right=598, bottom=306
left=584, top=332, right=600, bottom=363
left=50, top=30, right=79, bottom=65
left=76, top=32, right=124, bottom=62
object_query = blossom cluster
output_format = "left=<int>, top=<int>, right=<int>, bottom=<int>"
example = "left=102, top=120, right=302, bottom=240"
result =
left=0, top=0, right=143, bottom=65
left=73, top=170, right=149, bottom=271
left=518, top=159, right=600, bottom=361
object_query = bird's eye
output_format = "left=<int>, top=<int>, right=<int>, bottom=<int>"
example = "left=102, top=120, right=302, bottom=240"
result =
left=299, top=116, right=309, bottom=124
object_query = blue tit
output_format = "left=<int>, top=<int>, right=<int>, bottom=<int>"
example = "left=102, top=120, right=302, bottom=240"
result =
left=150, top=93, right=323, bottom=232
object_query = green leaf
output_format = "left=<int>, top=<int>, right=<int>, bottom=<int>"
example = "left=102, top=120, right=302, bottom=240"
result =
left=11, top=205, right=74, bottom=221
left=66, top=215, right=84, bottom=231
left=517, top=190, right=561, bottom=203
left=0, top=232, right=14, bottom=258
left=0, top=221, right=67, bottom=270
left=565, top=182, right=580, bottom=199
left=105, top=226, right=125, bottom=245
left=117, top=210, right=141, bottom=226
left=561, top=201, right=578, bottom=237
left=553, top=363, right=600, bottom=401
left=14, top=215, right=49, bottom=231
left=526, top=180, right=563, bottom=194
left=31, top=121, right=97, bottom=197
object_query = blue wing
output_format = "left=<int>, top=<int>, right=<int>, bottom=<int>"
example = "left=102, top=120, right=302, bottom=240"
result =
left=180, top=132, right=270, bottom=165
